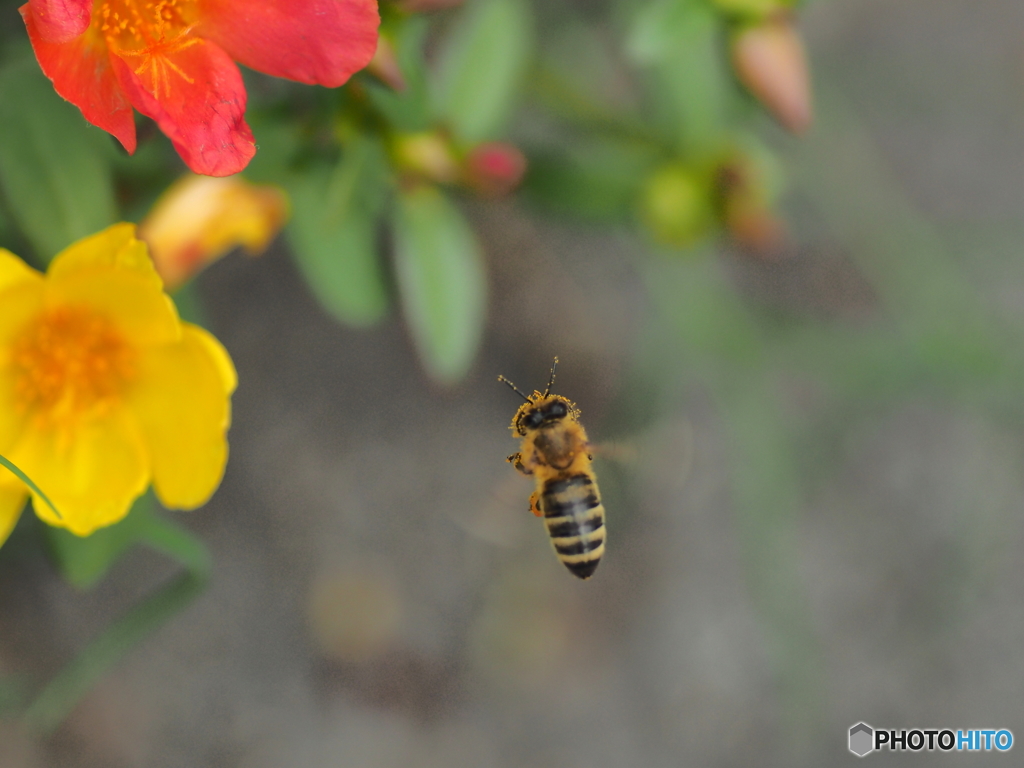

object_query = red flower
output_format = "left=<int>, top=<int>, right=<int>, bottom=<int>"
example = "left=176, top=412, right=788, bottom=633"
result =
left=21, top=0, right=379, bottom=176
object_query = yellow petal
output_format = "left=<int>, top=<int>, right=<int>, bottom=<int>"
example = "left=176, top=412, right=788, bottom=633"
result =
left=9, top=408, right=149, bottom=536
left=0, top=483, right=27, bottom=549
left=45, top=224, right=180, bottom=347
left=45, top=271, right=181, bottom=348
left=48, top=223, right=160, bottom=284
left=0, top=365, right=28, bottom=456
left=0, top=283, right=41, bottom=467
left=186, top=321, right=237, bottom=394
left=0, top=279, right=44, bottom=356
left=0, top=248, right=42, bottom=294
left=139, top=174, right=288, bottom=291
left=128, top=325, right=234, bottom=509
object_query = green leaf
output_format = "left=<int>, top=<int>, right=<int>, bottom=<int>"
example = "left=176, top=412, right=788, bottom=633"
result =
left=626, top=0, right=694, bottom=65
left=286, top=136, right=391, bottom=326
left=392, top=186, right=487, bottom=384
left=0, top=57, right=117, bottom=262
left=627, top=0, right=732, bottom=152
left=170, top=281, right=209, bottom=329
left=710, top=0, right=782, bottom=21
left=245, top=113, right=304, bottom=185
left=43, top=494, right=155, bottom=591
left=364, top=15, right=432, bottom=133
left=524, top=137, right=660, bottom=222
left=433, top=0, right=534, bottom=143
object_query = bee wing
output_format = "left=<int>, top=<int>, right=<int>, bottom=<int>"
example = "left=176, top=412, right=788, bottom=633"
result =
left=587, top=439, right=639, bottom=465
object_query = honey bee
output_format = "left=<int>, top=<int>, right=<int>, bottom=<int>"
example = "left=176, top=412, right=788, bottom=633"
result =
left=499, top=358, right=605, bottom=579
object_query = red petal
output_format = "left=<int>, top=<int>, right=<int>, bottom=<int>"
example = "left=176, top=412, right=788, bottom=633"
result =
left=197, top=0, right=379, bottom=88
left=21, top=4, right=136, bottom=153
left=26, top=0, right=90, bottom=42
left=110, top=38, right=255, bottom=177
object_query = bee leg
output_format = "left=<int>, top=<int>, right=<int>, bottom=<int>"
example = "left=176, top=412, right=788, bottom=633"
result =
left=507, top=453, right=532, bottom=476
left=529, top=491, right=543, bottom=518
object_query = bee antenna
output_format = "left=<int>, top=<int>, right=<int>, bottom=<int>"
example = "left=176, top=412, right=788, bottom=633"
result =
left=498, top=374, right=532, bottom=403
left=543, top=356, right=559, bottom=397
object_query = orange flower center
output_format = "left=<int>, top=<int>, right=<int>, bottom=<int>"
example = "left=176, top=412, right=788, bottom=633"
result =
left=12, top=307, right=137, bottom=425
left=95, top=0, right=201, bottom=97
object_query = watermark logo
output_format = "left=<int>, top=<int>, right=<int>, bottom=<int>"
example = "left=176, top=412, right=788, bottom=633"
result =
left=848, top=723, right=1013, bottom=757
left=849, top=723, right=873, bottom=757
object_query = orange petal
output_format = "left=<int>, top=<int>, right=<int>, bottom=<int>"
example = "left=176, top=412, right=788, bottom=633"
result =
left=21, top=4, right=136, bottom=153
left=197, top=0, right=379, bottom=88
left=110, top=36, right=254, bottom=177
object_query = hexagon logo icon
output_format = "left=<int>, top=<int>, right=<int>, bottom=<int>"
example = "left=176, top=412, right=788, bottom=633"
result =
left=849, top=723, right=874, bottom=757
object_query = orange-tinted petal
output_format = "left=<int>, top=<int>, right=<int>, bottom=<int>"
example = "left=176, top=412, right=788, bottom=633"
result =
left=129, top=324, right=234, bottom=509
left=0, top=484, right=27, bottom=549
left=9, top=407, right=149, bottom=536
left=139, top=174, right=288, bottom=290
left=110, top=36, right=254, bottom=177
left=197, top=0, right=379, bottom=88
left=25, top=0, right=91, bottom=43
left=21, top=4, right=136, bottom=153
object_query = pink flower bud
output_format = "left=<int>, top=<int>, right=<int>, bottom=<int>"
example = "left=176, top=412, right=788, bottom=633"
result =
left=464, top=142, right=527, bottom=197
left=731, top=14, right=812, bottom=134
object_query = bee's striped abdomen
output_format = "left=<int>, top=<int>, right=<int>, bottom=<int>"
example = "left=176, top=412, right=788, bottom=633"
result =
left=541, top=472, right=605, bottom=579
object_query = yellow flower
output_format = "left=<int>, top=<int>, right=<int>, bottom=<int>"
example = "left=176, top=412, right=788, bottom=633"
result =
left=139, top=174, right=288, bottom=291
left=0, top=223, right=237, bottom=546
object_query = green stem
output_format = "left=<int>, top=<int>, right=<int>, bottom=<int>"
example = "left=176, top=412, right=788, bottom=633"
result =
left=21, top=513, right=210, bottom=734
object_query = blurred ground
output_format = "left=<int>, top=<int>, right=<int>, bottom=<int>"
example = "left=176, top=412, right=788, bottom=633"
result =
left=4, top=0, right=1024, bottom=766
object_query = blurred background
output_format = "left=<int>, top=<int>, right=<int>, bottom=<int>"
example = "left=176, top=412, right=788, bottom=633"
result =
left=3, top=0, right=1024, bottom=765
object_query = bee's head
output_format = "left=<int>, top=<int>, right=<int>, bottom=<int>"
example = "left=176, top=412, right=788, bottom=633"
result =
left=499, top=358, right=577, bottom=435
left=513, top=395, right=573, bottom=436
